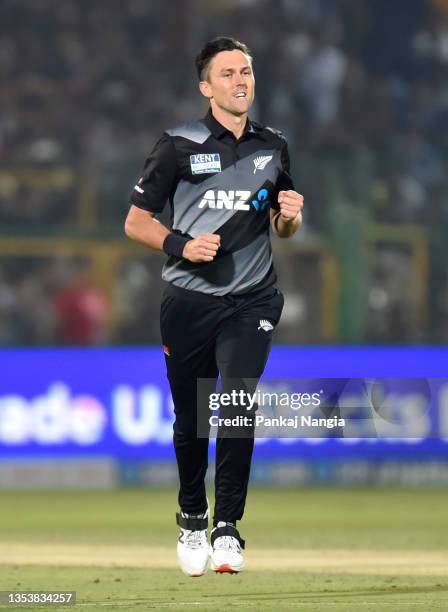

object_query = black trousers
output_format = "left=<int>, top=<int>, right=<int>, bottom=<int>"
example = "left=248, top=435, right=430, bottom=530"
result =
left=160, top=283, right=284, bottom=526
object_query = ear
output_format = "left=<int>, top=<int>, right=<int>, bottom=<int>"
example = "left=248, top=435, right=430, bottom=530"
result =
left=199, top=80, right=212, bottom=99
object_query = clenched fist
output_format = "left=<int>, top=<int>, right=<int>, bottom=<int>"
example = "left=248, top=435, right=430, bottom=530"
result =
left=278, top=190, right=304, bottom=222
left=183, top=234, right=221, bottom=263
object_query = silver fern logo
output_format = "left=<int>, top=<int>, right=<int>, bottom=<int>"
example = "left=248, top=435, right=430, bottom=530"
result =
left=253, top=155, right=273, bottom=173
left=258, top=319, right=274, bottom=332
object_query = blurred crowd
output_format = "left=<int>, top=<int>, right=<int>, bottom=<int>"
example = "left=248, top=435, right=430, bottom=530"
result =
left=0, top=257, right=109, bottom=345
left=1, top=0, right=448, bottom=344
left=2, top=0, right=448, bottom=223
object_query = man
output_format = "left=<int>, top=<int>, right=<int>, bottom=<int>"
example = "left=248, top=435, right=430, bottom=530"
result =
left=125, top=37, right=303, bottom=576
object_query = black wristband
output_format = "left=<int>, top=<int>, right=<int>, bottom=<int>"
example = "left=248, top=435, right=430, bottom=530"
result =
left=163, top=233, right=190, bottom=258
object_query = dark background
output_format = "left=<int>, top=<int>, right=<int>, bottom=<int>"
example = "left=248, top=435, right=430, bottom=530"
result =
left=1, top=0, right=447, bottom=345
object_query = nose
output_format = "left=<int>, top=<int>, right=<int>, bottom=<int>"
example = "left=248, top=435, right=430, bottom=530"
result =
left=234, top=73, right=245, bottom=86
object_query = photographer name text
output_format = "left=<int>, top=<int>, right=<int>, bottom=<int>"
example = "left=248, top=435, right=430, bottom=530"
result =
left=209, top=415, right=345, bottom=429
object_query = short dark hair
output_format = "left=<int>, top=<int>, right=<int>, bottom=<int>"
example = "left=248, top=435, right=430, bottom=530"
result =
left=195, top=36, right=252, bottom=81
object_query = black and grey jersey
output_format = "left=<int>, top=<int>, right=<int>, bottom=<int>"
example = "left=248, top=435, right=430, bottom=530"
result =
left=130, top=109, right=294, bottom=296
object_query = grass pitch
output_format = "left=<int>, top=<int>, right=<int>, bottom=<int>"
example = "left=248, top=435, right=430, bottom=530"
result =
left=0, top=488, right=447, bottom=610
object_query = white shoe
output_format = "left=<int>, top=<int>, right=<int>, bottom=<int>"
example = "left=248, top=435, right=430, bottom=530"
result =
left=176, top=507, right=209, bottom=577
left=210, top=522, right=245, bottom=573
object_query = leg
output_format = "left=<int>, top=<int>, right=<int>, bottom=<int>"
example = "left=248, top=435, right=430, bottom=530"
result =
left=160, top=288, right=220, bottom=514
left=214, top=288, right=284, bottom=524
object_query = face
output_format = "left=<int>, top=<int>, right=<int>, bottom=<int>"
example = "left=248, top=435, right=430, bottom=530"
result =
left=199, top=50, right=255, bottom=117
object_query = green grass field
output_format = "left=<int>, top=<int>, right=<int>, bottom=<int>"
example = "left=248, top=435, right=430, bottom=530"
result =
left=0, top=488, right=448, bottom=611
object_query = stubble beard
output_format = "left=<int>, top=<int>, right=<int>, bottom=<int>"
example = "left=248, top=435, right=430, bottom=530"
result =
left=214, top=96, right=252, bottom=118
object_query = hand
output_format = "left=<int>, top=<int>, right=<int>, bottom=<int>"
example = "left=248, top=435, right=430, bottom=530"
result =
left=183, top=234, right=220, bottom=263
left=278, top=190, right=304, bottom=222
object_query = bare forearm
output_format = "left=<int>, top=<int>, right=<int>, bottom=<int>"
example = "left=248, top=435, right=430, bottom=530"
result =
left=124, top=205, right=170, bottom=251
left=124, top=204, right=221, bottom=262
left=271, top=211, right=302, bottom=238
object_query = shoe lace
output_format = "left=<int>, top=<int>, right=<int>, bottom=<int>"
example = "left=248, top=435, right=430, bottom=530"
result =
left=179, top=508, right=208, bottom=549
left=214, top=535, right=240, bottom=553
left=183, top=528, right=207, bottom=549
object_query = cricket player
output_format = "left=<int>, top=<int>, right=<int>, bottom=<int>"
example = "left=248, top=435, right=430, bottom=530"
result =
left=125, top=36, right=303, bottom=576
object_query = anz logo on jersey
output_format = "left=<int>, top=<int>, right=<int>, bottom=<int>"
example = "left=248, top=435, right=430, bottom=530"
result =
left=251, top=188, right=269, bottom=211
left=198, top=189, right=270, bottom=212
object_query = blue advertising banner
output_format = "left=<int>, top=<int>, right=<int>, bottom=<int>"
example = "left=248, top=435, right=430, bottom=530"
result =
left=1, top=348, right=448, bottom=461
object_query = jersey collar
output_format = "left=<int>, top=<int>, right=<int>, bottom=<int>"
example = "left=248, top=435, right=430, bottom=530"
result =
left=203, top=108, right=256, bottom=139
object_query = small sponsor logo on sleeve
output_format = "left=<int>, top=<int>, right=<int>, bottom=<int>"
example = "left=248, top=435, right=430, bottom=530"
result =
left=134, top=177, right=144, bottom=193
left=190, top=153, right=221, bottom=175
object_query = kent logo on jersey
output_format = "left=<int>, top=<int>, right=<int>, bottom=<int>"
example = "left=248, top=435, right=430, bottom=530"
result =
left=190, top=153, right=221, bottom=175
